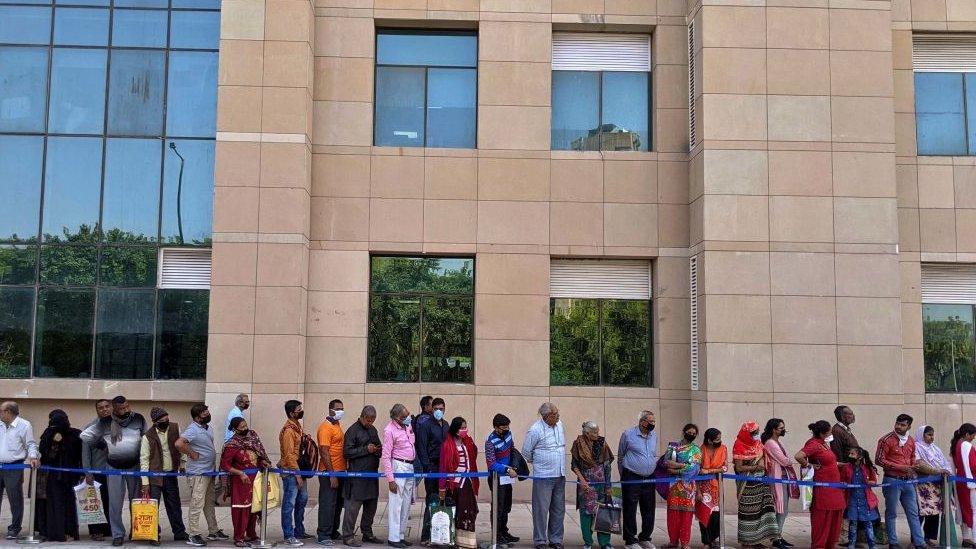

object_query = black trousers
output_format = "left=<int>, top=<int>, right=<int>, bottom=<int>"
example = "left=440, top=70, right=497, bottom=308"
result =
left=317, top=477, right=344, bottom=540
left=922, top=514, right=940, bottom=541
left=88, top=474, right=112, bottom=537
left=488, top=478, right=513, bottom=536
left=149, top=477, right=187, bottom=538
left=621, top=468, right=656, bottom=544
left=699, top=511, right=720, bottom=545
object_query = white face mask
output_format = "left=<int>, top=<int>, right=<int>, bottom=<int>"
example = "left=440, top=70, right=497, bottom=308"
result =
left=824, top=435, right=834, bottom=444
left=333, top=409, right=345, bottom=421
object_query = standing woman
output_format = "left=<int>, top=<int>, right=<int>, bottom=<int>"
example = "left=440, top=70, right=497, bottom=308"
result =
left=733, top=421, right=780, bottom=548
left=696, top=428, right=727, bottom=548
left=570, top=421, right=614, bottom=549
left=438, top=417, right=480, bottom=542
left=915, top=425, right=952, bottom=546
left=952, top=423, right=976, bottom=547
left=221, top=417, right=272, bottom=547
left=795, top=420, right=846, bottom=549
left=664, top=423, right=703, bottom=549
left=38, top=409, right=82, bottom=542
left=762, top=418, right=796, bottom=548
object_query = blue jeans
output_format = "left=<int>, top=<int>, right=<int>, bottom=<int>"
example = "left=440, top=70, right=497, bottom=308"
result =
left=847, top=520, right=875, bottom=548
left=281, top=475, right=309, bottom=539
left=882, top=479, right=924, bottom=546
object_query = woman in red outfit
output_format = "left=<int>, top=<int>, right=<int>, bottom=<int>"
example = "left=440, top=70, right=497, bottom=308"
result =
left=795, top=420, right=846, bottom=549
left=221, top=417, right=272, bottom=547
left=437, top=417, right=480, bottom=537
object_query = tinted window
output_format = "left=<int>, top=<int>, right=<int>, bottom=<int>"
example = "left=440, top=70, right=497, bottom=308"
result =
left=552, top=70, right=650, bottom=152
left=42, top=137, right=102, bottom=242
left=550, top=298, right=600, bottom=386
left=33, top=287, right=95, bottom=378
left=923, top=303, right=976, bottom=392
left=39, top=245, right=97, bottom=285
left=0, top=287, right=34, bottom=378
left=370, top=256, right=474, bottom=294
left=0, top=136, right=43, bottom=242
left=111, top=9, right=167, bottom=48
left=99, top=246, right=157, bottom=287
left=108, top=49, right=165, bottom=136
left=368, top=295, right=420, bottom=382
left=102, top=138, right=161, bottom=242
left=552, top=71, right=599, bottom=151
left=0, top=47, right=49, bottom=132
left=94, top=288, right=155, bottom=379
left=377, top=32, right=477, bottom=67
left=915, top=72, right=967, bottom=156
left=53, top=7, right=109, bottom=46
left=169, top=11, right=219, bottom=49
left=0, top=6, right=51, bottom=44
left=161, top=139, right=214, bottom=245
left=602, top=72, right=649, bottom=153
left=0, top=245, right=38, bottom=285
left=113, top=0, right=166, bottom=8
left=155, top=289, right=208, bottom=379
left=426, top=68, right=476, bottom=148
left=166, top=51, right=218, bottom=137
left=374, top=67, right=425, bottom=147
left=421, top=296, right=473, bottom=382
left=48, top=48, right=107, bottom=134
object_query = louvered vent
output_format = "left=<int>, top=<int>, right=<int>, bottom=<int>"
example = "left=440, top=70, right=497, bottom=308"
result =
left=913, top=34, right=976, bottom=72
left=550, top=259, right=651, bottom=300
left=688, top=21, right=697, bottom=149
left=922, top=263, right=976, bottom=304
left=552, top=32, right=651, bottom=72
left=689, top=255, right=700, bottom=391
left=158, top=248, right=212, bottom=289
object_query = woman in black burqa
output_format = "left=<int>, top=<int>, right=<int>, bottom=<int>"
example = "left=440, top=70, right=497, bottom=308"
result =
left=38, top=409, right=83, bottom=542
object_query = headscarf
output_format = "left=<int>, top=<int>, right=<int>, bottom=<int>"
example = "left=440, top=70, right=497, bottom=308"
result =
left=40, top=409, right=71, bottom=446
left=571, top=434, right=613, bottom=470
left=916, top=425, right=951, bottom=472
left=223, top=428, right=269, bottom=465
left=732, top=421, right=765, bottom=461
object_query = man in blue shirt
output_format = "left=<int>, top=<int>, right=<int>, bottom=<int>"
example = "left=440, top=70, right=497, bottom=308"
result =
left=523, top=402, right=566, bottom=549
left=177, top=404, right=228, bottom=547
left=415, top=397, right=447, bottom=545
left=224, top=394, right=249, bottom=442
left=617, top=411, right=659, bottom=549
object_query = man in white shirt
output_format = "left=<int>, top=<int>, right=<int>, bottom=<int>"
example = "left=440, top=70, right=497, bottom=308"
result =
left=0, top=401, right=38, bottom=541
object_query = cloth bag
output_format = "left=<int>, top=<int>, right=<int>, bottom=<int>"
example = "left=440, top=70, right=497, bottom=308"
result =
left=73, top=481, right=107, bottom=526
left=799, top=467, right=815, bottom=511
left=429, top=503, right=456, bottom=546
left=455, top=527, right=477, bottom=549
left=595, top=499, right=622, bottom=535
left=130, top=498, right=160, bottom=542
left=251, top=470, right=283, bottom=513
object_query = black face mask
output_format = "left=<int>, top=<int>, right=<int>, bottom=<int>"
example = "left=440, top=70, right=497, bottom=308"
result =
left=646, top=423, right=655, bottom=432
left=235, top=429, right=247, bottom=436
left=156, top=421, right=170, bottom=431
left=199, top=415, right=212, bottom=425
left=684, top=433, right=697, bottom=443
left=293, top=411, right=304, bottom=420
left=116, top=411, right=131, bottom=420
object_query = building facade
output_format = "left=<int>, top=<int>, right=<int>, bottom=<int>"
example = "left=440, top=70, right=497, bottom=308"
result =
left=3, top=0, right=976, bottom=475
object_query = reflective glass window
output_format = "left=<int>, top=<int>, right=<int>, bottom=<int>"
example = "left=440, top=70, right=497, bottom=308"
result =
left=374, top=67, right=425, bottom=147
left=102, top=138, right=161, bottom=243
left=166, top=51, right=217, bottom=137
left=0, top=6, right=51, bottom=44
left=602, top=72, right=649, bottom=152
left=420, top=296, right=473, bottom=382
left=108, top=49, right=165, bottom=136
left=915, top=72, right=967, bottom=156
left=552, top=70, right=649, bottom=152
left=172, top=0, right=219, bottom=8
left=155, top=289, right=208, bottom=379
left=550, top=298, right=600, bottom=386
left=111, top=9, right=167, bottom=48
left=0, top=287, right=34, bottom=378
left=0, top=245, right=37, bottom=285
left=169, top=11, right=219, bottom=49
left=53, top=7, right=109, bottom=46
left=1, top=0, right=50, bottom=5
left=39, top=245, right=97, bottom=285
left=56, top=0, right=108, bottom=6
left=0, top=47, right=48, bottom=132
left=33, top=287, right=94, bottom=378
left=368, top=295, right=420, bottom=382
left=551, top=71, right=599, bottom=151
left=94, top=288, right=154, bottom=379
left=161, top=139, right=214, bottom=245
left=42, top=137, right=102, bottom=242
left=426, top=68, right=476, bottom=149
left=48, top=48, right=107, bottom=134
left=0, top=136, right=43, bottom=242
left=99, top=246, right=157, bottom=287
left=924, top=303, right=976, bottom=392
left=114, top=0, right=166, bottom=8
left=376, top=32, right=477, bottom=67
left=600, top=299, right=651, bottom=386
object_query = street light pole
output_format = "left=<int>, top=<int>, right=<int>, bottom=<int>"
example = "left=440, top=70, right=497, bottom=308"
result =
left=168, top=142, right=186, bottom=244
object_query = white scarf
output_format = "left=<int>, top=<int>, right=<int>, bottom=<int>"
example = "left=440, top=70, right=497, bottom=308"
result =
left=897, top=432, right=909, bottom=447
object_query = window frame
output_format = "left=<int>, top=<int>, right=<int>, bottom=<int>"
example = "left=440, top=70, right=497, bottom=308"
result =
left=922, top=302, right=976, bottom=393
left=550, top=69, right=653, bottom=152
left=372, top=28, right=479, bottom=149
left=914, top=71, right=973, bottom=156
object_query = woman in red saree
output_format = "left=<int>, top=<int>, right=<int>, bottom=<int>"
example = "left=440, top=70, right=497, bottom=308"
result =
left=221, top=417, right=271, bottom=547
left=438, top=417, right=480, bottom=537
left=952, top=423, right=976, bottom=547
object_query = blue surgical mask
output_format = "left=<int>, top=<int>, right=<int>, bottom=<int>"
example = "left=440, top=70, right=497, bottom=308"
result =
left=433, top=409, right=444, bottom=421
left=402, top=415, right=412, bottom=426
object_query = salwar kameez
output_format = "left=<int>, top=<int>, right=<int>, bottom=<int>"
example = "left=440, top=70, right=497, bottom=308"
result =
left=696, top=444, right=727, bottom=547
left=802, top=437, right=846, bottom=549
left=570, top=435, right=614, bottom=549
left=664, top=441, right=702, bottom=547
left=221, top=429, right=269, bottom=544
left=955, top=439, right=976, bottom=542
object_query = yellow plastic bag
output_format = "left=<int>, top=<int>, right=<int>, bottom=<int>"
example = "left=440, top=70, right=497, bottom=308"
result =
left=251, top=471, right=282, bottom=513
left=130, top=498, right=159, bottom=542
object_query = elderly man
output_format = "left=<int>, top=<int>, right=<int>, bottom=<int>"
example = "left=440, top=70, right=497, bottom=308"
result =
left=523, top=402, right=566, bottom=549
left=342, top=406, right=382, bottom=548
left=618, top=410, right=659, bottom=549
left=225, top=393, right=250, bottom=442
left=0, top=401, right=39, bottom=541
left=140, top=407, right=187, bottom=545
left=383, top=404, right=416, bottom=548
left=830, top=405, right=859, bottom=463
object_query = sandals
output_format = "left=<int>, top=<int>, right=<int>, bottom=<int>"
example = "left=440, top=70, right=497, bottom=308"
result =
left=235, top=541, right=249, bottom=547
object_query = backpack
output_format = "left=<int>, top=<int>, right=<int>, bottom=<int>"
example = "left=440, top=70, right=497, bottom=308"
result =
left=297, top=433, right=319, bottom=475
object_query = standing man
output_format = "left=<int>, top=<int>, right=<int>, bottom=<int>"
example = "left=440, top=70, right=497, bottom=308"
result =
left=416, top=397, right=448, bottom=545
left=485, top=413, right=519, bottom=545
left=342, top=406, right=382, bottom=547
left=140, top=407, right=188, bottom=545
left=414, top=396, right=433, bottom=427
left=317, top=399, right=347, bottom=546
left=383, top=404, right=416, bottom=548
left=176, top=404, right=228, bottom=547
left=875, top=413, right=925, bottom=549
left=83, top=399, right=113, bottom=542
left=225, top=394, right=249, bottom=443
left=81, top=395, right=147, bottom=547
left=830, top=405, right=859, bottom=462
left=280, top=400, right=310, bottom=547
left=0, top=401, right=38, bottom=541
left=523, top=402, right=566, bottom=549
left=618, top=410, right=659, bottom=549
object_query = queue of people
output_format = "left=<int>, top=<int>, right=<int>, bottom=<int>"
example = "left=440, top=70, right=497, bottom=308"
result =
left=2, top=397, right=976, bottom=549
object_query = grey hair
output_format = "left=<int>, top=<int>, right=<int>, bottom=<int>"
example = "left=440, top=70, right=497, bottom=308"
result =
left=1, top=401, right=18, bottom=416
left=538, top=402, right=557, bottom=416
left=390, top=403, right=407, bottom=419
left=582, top=421, right=599, bottom=434
left=235, top=393, right=248, bottom=406
left=639, top=410, right=654, bottom=422
left=361, top=405, right=377, bottom=418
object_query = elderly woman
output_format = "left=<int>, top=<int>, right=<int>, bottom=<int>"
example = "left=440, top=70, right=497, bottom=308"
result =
left=571, top=421, right=614, bottom=549
left=915, top=425, right=951, bottom=546
left=221, top=417, right=271, bottom=547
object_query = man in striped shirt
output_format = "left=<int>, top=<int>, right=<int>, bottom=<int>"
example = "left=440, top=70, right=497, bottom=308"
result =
left=523, top=402, right=566, bottom=549
left=486, top=414, right=520, bottom=545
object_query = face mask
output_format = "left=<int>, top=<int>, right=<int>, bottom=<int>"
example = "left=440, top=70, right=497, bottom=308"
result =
left=236, top=429, right=247, bottom=436
left=293, top=411, right=304, bottom=420
left=402, top=415, right=412, bottom=426
left=780, top=429, right=787, bottom=437
left=752, top=433, right=761, bottom=441
left=824, top=435, right=835, bottom=444
left=684, top=433, right=697, bottom=443
left=241, top=403, right=250, bottom=411
left=334, top=410, right=345, bottom=421
left=156, top=421, right=170, bottom=431
left=433, top=410, right=444, bottom=421
left=646, top=423, right=655, bottom=432
left=199, top=415, right=212, bottom=425
left=713, top=440, right=722, bottom=447
left=459, top=428, right=468, bottom=438
left=117, top=411, right=131, bottom=420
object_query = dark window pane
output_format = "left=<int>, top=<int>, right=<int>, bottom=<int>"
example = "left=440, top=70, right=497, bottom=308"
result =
left=166, top=51, right=217, bottom=137
left=602, top=71, right=649, bottom=152
left=94, top=288, right=154, bottom=379
left=0, top=136, right=43, bottom=242
left=53, top=7, right=108, bottom=46
left=367, top=295, right=420, bottom=382
left=552, top=71, right=600, bottom=151
left=426, top=68, right=476, bottom=149
left=103, top=138, right=161, bottom=243
left=48, top=48, right=107, bottom=134
left=924, top=303, right=976, bottom=392
left=377, top=32, right=477, bottom=67
left=42, top=137, right=102, bottom=242
left=111, top=9, right=167, bottom=48
left=107, top=49, right=165, bottom=136
left=0, top=47, right=48, bottom=132
left=370, top=256, right=474, bottom=294
left=169, top=11, right=219, bottom=49
left=374, top=66, right=425, bottom=147
left=421, top=296, right=472, bottom=382
left=915, top=72, right=967, bottom=156
left=0, top=287, right=33, bottom=378
left=39, top=245, right=96, bottom=285
left=0, top=6, right=51, bottom=44
left=0, top=245, right=37, bottom=285
left=34, top=287, right=94, bottom=378
left=161, top=139, right=214, bottom=245
left=601, top=299, right=650, bottom=386
left=550, top=298, right=600, bottom=386
left=99, top=246, right=157, bottom=286
left=155, top=289, right=208, bottom=379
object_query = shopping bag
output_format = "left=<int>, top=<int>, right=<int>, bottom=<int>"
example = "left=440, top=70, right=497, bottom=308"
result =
left=251, top=471, right=283, bottom=513
left=130, top=498, right=160, bottom=542
left=455, top=527, right=477, bottom=549
left=800, top=467, right=815, bottom=511
left=73, top=481, right=107, bottom=526
left=429, top=503, right=456, bottom=546
left=595, top=500, right=622, bottom=535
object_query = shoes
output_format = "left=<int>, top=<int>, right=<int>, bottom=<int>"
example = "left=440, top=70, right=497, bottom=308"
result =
left=300, top=533, right=316, bottom=539
left=318, top=539, right=337, bottom=546
left=362, top=535, right=383, bottom=544
left=4, top=531, right=19, bottom=541
left=781, top=541, right=795, bottom=548
left=344, top=538, right=363, bottom=547
left=500, top=534, right=520, bottom=544
left=549, top=544, right=564, bottom=549
left=584, top=545, right=592, bottom=549
left=388, top=541, right=408, bottom=548
left=332, top=533, right=343, bottom=541
left=535, top=545, right=548, bottom=549
left=209, top=530, right=231, bottom=541
left=187, top=534, right=208, bottom=547
left=285, top=537, right=306, bottom=547
left=639, top=542, right=656, bottom=549
left=151, top=541, right=162, bottom=546
left=175, top=533, right=190, bottom=541
left=112, top=538, right=125, bottom=547
left=625, top=544, right=642, bottom=549
left=401, top=541, right=413, bottom=547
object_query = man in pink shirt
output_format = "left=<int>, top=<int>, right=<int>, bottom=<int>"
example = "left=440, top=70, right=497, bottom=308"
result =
left=382, top=404, right=416, bottom=548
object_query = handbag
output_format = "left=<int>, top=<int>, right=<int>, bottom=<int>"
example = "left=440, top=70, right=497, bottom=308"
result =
left=510, top=448, right=530, bottom=480
left=799, top=467, right=815, bottom=511
left=595, top=498, right=622, bottom=535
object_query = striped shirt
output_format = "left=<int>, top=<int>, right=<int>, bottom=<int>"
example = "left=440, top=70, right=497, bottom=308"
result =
left=485, top=430, right=514, bottom=474
left=522, top=419, right=565, bottom=478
